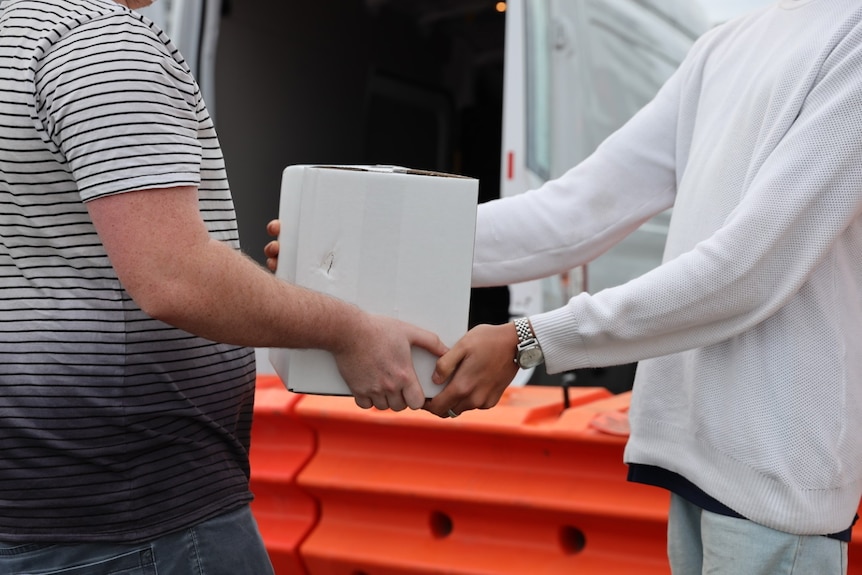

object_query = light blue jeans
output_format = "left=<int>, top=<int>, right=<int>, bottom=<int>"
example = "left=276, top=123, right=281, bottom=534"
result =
left=0, top=505, right=275, bottom=575
left=668, top=493, right=848, bottom=575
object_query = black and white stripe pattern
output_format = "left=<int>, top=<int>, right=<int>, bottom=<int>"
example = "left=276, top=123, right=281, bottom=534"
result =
left=0, top=0, right=256, bottom=542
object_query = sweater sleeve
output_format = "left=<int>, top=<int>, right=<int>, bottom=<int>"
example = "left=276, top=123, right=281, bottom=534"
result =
left=471, top=63, right=682, bottom=287
left=530, top=33, right=862, bottom=374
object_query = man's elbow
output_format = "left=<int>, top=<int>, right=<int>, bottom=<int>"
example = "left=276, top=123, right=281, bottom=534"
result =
left=126, top=278, right=196, bottom=326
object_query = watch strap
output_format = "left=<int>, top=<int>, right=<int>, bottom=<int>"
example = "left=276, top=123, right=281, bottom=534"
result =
left=514, top=317, right=535, bottom=345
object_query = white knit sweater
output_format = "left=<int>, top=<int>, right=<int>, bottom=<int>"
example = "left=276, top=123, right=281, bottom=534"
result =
left=473, top=0, right=862, bottom=535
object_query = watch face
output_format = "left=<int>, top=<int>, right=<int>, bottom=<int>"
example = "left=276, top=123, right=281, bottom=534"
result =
left=518, top=347, right=544, bottom=369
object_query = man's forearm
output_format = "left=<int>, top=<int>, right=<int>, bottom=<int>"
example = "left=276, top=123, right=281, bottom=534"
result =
left=138, top=235, right=365, bottom=351
left=87, top=185, right=364, bottom=352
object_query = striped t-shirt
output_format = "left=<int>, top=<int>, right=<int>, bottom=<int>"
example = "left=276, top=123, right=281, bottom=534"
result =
left=0, top=0, right=257, bottom=542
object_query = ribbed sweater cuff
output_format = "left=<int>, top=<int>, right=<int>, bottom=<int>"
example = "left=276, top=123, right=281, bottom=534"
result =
left=529, top=307, right=588, bottom=374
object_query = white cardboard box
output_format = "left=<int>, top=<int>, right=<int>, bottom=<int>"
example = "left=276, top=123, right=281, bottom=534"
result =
left=269, top=165, right=478, bottom=398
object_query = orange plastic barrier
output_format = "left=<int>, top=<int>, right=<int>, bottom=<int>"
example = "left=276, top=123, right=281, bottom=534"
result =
left=292, top=386, right=671, bottom=575
left=851, top=516, right=862, bottom=575
left=248, top=377, right=862, bottom=573
left=249, top=376, right=318, bottom=575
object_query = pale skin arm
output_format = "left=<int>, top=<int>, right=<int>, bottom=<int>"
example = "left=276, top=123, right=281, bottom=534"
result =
left=267, top=219, right=520, bottom=418
left=88, top=187, right=447, bottom=411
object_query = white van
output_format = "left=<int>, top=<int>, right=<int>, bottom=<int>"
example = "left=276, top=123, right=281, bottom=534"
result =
left=140, top=0, right=763, bottom=389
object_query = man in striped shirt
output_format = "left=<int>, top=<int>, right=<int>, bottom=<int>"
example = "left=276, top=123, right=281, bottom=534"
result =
left=0, top=0, right=446, bottom=573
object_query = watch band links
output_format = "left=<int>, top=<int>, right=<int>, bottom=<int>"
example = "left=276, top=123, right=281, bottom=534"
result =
left=515, top=317, right=535, bottom=344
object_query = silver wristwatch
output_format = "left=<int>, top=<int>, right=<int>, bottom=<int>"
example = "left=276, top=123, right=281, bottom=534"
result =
left=514, top=317, right=544, bottom=369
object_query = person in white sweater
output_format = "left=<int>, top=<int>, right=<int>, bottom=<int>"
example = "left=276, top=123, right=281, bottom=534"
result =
left=420, top=0, right=862, bottom=572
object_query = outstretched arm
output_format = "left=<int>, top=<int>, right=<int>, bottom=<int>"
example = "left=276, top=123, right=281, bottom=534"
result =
left=88, top=188, right=447, bottom=411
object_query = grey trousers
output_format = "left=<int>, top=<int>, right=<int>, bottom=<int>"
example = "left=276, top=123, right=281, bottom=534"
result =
left=668, top=493, right=848, bottom=575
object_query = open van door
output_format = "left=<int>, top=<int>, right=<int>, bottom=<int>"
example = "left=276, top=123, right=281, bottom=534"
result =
left=501, top=0, right=710, bottom=326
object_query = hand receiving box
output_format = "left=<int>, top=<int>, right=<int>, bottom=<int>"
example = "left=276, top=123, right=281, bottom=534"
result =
left=269, top=165, right=479, bottom=398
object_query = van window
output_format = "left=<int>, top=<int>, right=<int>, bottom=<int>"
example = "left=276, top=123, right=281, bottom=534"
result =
left=524, top=0, right=551, bottom=181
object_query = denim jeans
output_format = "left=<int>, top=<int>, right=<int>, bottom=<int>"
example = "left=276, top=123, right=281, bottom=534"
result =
left=668, top=493, right=848, bottom=575
left=0, top=505, right=275, bottom=575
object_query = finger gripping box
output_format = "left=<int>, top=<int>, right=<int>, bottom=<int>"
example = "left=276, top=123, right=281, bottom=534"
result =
left=269, top=165, right=479, bottom=398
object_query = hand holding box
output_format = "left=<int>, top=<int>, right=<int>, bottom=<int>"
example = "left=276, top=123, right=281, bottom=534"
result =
left=269, top=165, right=478, bottom=399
